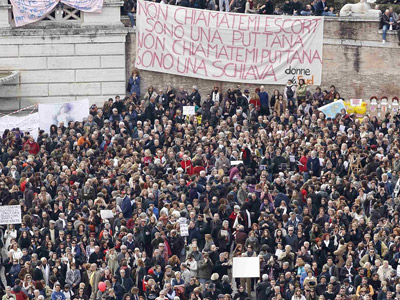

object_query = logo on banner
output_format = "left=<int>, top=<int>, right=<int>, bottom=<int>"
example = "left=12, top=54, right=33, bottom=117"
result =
left=284, top=65, right=315, bottom=85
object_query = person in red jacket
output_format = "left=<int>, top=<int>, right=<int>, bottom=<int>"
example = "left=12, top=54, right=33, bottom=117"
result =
left=249, top=92, right=261, bottom=112
left=23, top=136, right=39, bottom=155
left=180, top=154, right=193, bottom=175
left=299, top=150, right=309, bottom=181
left=192, top=160, right=205, bottom=175
left=11, top=280, right=28, bottom=300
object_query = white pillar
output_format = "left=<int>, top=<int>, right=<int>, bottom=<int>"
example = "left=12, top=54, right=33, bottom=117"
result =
left=82, top=0, right=124, bottom=26
left=0, top=0, right=11, bottom=28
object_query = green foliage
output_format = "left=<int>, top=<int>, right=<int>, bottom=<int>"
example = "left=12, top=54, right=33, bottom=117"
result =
left=377, top=3, right=400, bottom=13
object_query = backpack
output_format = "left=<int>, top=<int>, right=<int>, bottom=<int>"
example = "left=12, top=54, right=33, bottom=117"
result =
left=286, top=86, right=294, bottom=99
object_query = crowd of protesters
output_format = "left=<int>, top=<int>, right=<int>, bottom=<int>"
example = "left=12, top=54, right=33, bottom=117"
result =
left=123, top=0, right=337, bottom=29
left=1, top=71, right=400, bottom=300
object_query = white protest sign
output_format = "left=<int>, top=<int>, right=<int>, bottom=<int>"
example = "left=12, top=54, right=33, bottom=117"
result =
left=350, top=99, right=362, bottom=107
left=0, top=205, right=22, bottom=225
left=136, top=0, right=324, bottom=84
left=232, top=257, right=260, bottom=278
left=182, top=106, right=196, bottom=116
left=0, top=113, right=39, bottom=140
left=231, top=160, right=243, bottom=166
left=100, top=210, right=114, bottom=219
left=180, top=223, right=189, bottom=237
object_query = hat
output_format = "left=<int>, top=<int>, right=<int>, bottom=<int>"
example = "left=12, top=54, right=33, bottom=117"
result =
left=218, top=295, right=225, bottom=299
left=211, top=273, right=219, bottom=281
left=244, top=89, right=249, bottom=93
left=159, top=243, right=165, bottom=247
left=208, top=283, right=215, bottom=289
left=50, top=220, right=56, bottom=224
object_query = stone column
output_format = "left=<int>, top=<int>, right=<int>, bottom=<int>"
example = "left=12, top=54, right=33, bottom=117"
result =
left=82, top=0, right=124, bottom=26
left=0, top=0, right=11, bottom=28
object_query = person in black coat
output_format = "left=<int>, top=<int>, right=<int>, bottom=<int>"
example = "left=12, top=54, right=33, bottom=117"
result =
left=118, top=269, right=134, bottom=295
left=203, top=283, right=221, bottom=300
left=167, top=230, right=185, bottom=257
left=144, top=98, right=156, bottom=124
left=32, top=261, right=44, bottom=282
left=315, top=0, right=328, bottom=16
left=256, top=274, right=271, bottom=300
left=234, top=286, right=249, bottom=300
left=213, top=253, right=231, bottom=278
left=89, top=246, right=104, bottom=267
left=111, top=276, right=124, bottom=300
left=271, top=149, right=287, bottom=174
left=0, top=183, right=10, bottom=205
left=292, top=0, right=303, bottom=14
left=258, top=0, right=274, bottom=14
left=282, top=0, right=293, bottom=14
left=307, top=151, right=321, bottom=177
left=187, top=86, right=201, bottom=106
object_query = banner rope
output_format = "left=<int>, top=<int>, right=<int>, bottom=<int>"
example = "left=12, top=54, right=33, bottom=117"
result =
left=0, top=104, right=38, bottom=118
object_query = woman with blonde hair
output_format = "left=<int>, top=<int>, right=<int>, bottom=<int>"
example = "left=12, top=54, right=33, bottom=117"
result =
left=203, top=234, right=215, bottom=252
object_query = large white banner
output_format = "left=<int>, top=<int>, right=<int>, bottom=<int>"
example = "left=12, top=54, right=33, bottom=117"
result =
left=0, top=113, right=39, bottom=140
left=135, top=0, right=323, bottom=85
left=39, top=99, right=90, bottom=133
left=0, top=205, right=22, bottom=225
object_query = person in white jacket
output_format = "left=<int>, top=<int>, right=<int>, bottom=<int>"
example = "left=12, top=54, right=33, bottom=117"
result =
left=378, top=260, right=394, bottom=282
left=185, top=254, right=198, bottom=278
left=3, top=225, right=17, bottom=254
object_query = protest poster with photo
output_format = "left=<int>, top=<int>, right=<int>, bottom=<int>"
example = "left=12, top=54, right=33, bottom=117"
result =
left=39, top=99, right=90, bottom=133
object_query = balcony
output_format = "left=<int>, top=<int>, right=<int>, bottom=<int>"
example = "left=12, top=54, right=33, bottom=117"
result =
left=0, top=0, right=124, bottom=28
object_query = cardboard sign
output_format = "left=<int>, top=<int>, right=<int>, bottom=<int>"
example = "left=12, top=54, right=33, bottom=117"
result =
left=0, top=205, right=22, bottom=225
left=182, top=106, right=196, bottom=116
left=233, top=257, right=260, bottom=278
left=100, top=210, right=114, bottom=219
left=180, top=223, right=189, bottom=237
left=350, top=99, right=362, bottom=106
